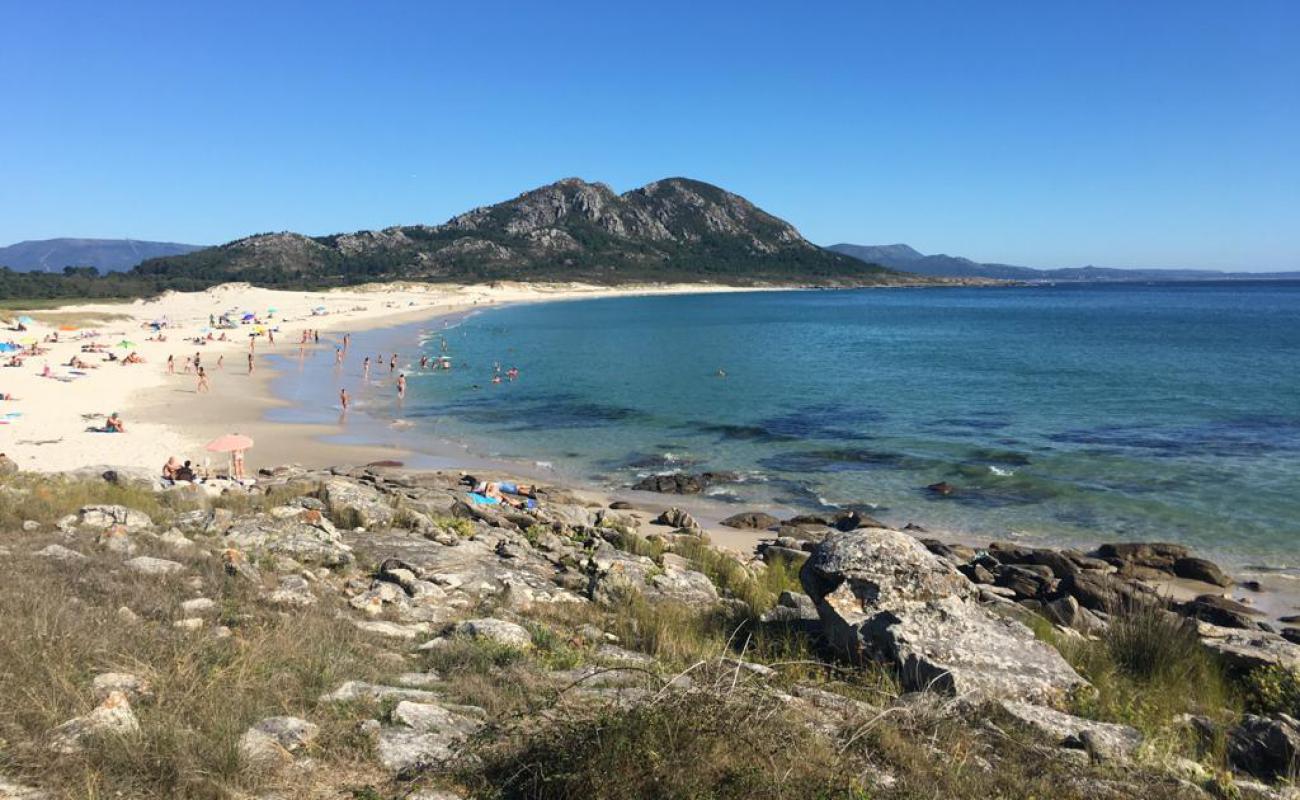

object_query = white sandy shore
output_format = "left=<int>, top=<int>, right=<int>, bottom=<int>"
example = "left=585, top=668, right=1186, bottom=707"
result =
left=0, top=281, right=758, bottom=475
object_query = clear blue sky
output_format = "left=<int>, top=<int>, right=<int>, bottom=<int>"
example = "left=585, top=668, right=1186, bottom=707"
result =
left=2, top=0, right=1296, bottom=270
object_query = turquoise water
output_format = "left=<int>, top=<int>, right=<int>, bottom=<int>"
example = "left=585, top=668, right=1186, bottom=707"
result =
left=323, top=283, right=1300, bottom=569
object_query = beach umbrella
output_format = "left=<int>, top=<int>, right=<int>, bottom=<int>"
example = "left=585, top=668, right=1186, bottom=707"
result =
left=205, top=433, right=254, bottom=453
left=117, top=340, right=136, bottom=348
left=17, top=315, right=35, bottom=325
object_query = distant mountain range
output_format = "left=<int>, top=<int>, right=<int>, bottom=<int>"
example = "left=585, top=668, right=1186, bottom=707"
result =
left=0, top=238, right=204, bottom=273
left=130, top=178, right=916, bottom=287
left=828, top=243, right=1300, bottom=282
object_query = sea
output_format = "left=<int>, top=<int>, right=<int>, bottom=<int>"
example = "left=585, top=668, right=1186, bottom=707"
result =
left=269, top=281, right=1300, bottom=576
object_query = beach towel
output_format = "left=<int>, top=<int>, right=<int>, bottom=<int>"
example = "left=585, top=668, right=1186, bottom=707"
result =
left=467, top=492, right=500, bottom=505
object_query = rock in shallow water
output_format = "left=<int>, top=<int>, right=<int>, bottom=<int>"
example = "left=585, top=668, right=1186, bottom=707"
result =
left=800, top=529, right=1086, bottom=702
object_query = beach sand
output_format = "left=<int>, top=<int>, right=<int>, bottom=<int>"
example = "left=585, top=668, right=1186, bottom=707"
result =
left=0, top=281, right=752, bottom=475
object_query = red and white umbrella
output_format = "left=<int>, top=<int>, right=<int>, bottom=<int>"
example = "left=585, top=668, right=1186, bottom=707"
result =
left=205, top=433, right=254, bottom=453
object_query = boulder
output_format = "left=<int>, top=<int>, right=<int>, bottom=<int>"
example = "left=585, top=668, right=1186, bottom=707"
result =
left=1095, top=542, right=1188, bottom=571
left=800, top=529, right=1086, bottom=702
left=631, top=471, right=736, bottom=494
left=91, top=672, right=152, bottom=703
left=238, top=716, right=319, bottom=769
left=453, top=618, right=533, bottom=649
left=78, top=504, right=152, bottom=531
left=223, top=511, right=353, bottom=566
left=267, top=575, right=317, bottom=607
left=1228, top=714, right=1300, bottom=780
left=33, top=544, right=86, bottom=562
left=1196, top=622, right=1300, bottom=671
left=123, top=556, right=185, bottom=576
left=652, top=507, right=699, bottom=530
left=720, top=511, right=779, bottom=530
left=377, top=700, right=484, bottom=775
left=48, top=691, right=139, bottom=754
left=1179, top=594, right=1262, bottom=630
left=1042, top=595, right=1106, bottom=635
left=1001, top=701, right=1142, bottom=762
left=1172, top=557, right=1233, bottom=587
left=321, top=477, right=395, bottom=528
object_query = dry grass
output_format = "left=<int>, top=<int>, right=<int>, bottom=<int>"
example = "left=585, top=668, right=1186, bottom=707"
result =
left=0, top=473, right=197, bottom=531
left=0, top=528, right=398, bottom=799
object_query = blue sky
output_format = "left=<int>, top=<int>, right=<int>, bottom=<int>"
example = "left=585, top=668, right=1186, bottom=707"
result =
left=1, top=0, right=1296, bottom=270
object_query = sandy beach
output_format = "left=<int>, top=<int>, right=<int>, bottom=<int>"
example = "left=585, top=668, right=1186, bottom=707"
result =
left=0, top=281, right=755, bottom=475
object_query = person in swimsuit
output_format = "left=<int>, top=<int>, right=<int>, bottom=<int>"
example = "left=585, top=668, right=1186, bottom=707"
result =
left=396, top=373, right=406, bottom=399
left=196, top=366, right=210, bottom=393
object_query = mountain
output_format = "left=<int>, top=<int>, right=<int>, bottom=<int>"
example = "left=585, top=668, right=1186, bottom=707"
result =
left=132, top=178, right=910, bottom=288
left=829, top=243, right=1300, bottom=282
left=0, top=238, right=205, bottom=273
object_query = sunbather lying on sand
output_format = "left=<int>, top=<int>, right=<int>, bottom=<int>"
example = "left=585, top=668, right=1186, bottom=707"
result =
left=473, top=480, right=536, bottom=508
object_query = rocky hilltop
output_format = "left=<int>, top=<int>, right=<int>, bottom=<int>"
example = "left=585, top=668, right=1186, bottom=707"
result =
left=0, top=462, right=1297, bottom=798
left=132, top=178, right=910, bottom=287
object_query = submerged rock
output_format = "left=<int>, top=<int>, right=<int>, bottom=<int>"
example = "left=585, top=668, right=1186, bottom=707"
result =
left=800, top=529, right=1085, bottom=702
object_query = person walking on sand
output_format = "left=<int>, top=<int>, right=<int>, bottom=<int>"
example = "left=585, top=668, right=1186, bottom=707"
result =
left=216, top=354, right=223, bottom=371
left=196, top=366, right=210, bottom=393
left=166, top=354, right=175, bottom=374
left=267, top=328, right=274, bottom=346
left=397, top=372, right=406, bottom=399
left=247, top=353, right=255, bottom=374
left=232, top=448, right=246, bottom=481
left=340, top=387, right=350, bottom=411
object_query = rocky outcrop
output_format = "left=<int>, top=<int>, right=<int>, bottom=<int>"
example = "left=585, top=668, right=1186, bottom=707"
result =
left=800, top=529, right=1085, bottom=702
left=632, top=472, right=735, bottom=495
left=1228, top=714, right=1300, bottom=780
left=223, top=510, right=354, bottom=566
left=1001, top=701, right=1143, bottom=763
left=48, top=691, right=139, bottom=754
left=720, top=511, right=779, bottom=530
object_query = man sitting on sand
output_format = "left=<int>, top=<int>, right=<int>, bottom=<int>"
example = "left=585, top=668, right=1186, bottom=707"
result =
left=162, top=456, right=182, bottom=480
left=104, top=412, right=125, bottom=432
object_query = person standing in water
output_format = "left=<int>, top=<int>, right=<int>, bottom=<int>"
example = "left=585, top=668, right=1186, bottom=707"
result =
left=363, top=356, right=371, bottom=379
left=396, top=373, right=406, bottom=399
left=335, top=347, right=343, bottom=366
left=340, top=388, right=349, bottom=411
left=389, top=353, right=397, bottom=374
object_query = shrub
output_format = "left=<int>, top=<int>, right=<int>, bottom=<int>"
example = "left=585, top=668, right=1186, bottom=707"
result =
left=1242, top=664, right=1300, bottom=717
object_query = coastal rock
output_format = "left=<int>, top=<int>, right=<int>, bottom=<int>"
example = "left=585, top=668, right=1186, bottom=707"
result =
left=631, top=471, right=736, bottom=494
left=1228, top=714, right=1300, bottom=780
left=321, top=477, right=395, bottom=528
left=48, top=691, right=139, bottom=754
left=720, top=511, right=779, bottom=530
left=1001, top=701, right=1142, bottom=762
left=1173, top=557, right=1233, bottom=587
left=1095, top=542, right=1188, bottom=571
left=652, top=507, right=699, bottom=530
left=319, top=681, right=441, bottom=705
left=78, top=504, right=152, bottom=531
left=1179, top=594, right=1262, bottom=630
left=0, top=453, right=17, bottom=476
left=223, top=512, right=353, bottom=567
left=800, top=529, right=1086, bottom=702
left=1196, top=622, right=1300, bottom=671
